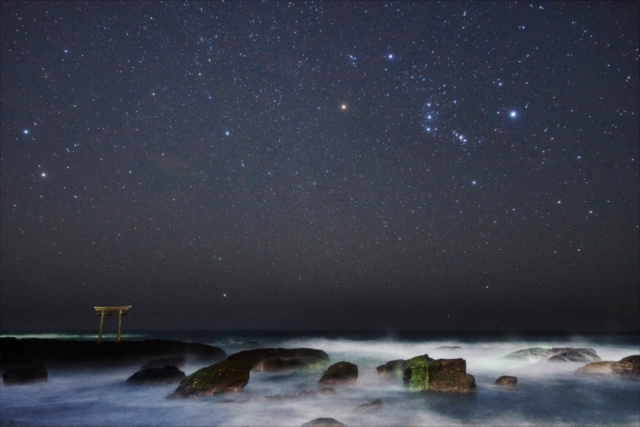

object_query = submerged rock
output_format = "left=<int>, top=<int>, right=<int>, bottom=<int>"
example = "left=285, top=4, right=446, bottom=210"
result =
left=167, top=360, right=251, bottom=398
left=376, top=359, right=406, bottom=378
left=355, top=399, right=382, bottom=412
left=318, top=361, right=358, bottom=385
left=2, top=364, right=48, bottom=385
left=301, top=418, right=347, bottom=426
left=140, top=356, right=186, bottom=370
left=495, top=376, right=518, bottom=386
left=577, top=355, right=640, bottom=377
left=126, top=366, right=186, bottom=385
left=502, top=347, right=550, bottom=361
left=227, top=348, right=329, bottom=371
left=403, top=355, right=475, bottom=392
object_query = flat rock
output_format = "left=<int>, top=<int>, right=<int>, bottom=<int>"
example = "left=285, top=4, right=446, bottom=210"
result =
left=376, top=359, right=406, bottom=377
left=167, top=360, right=251, bottom=398
left=2, top=364, right=48, bottom=385
left=227, top=348, right=329, bottom=371
left=318, top=361, right=358, bottom=385
left=140, top=355, right=186, bottom=370
left=495, top=376, right=518, bottom=386
left=503, top=347, right=601, bottom=363
left=126, top=366, right=186, bottom=385
left=301, top=418, right=347, bottom=426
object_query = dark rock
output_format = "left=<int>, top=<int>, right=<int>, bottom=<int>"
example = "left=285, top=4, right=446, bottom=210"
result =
left=376, top=359, right=406, bottom=377
left=403, top=355, right=475, bottom=392
left=0, top=337, right=226, bottom=368
left=301, top=418, right=347, bottom=426
left=428, top=359, right=476, bottom=392
left=126, top=366, right=186, bottom=385
left=318, top=361, right=358, bottom=385
left=167, top=360, right=251, bottom=399
left=355, top=399, right=382, bottom=412
left=140, top=355, right=186, bottom=370
left=495, top=376, right=518, bottom=386
left=2, top=364, right=48, bottom=385
left=227, top=348, right=329, bottom=371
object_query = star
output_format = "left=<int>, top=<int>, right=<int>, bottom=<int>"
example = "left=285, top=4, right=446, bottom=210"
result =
left=23, top=129, right=29, bottom=135
left=341, top=104, right=347, bottom=110
left=510, top=111, right=517, bottom=118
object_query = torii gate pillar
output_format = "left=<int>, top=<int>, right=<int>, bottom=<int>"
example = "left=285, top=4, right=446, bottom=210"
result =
left=94, top=306, right=132, bottom=343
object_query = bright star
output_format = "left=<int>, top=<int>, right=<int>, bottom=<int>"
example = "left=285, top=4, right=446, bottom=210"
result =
left=510, top=111, right=517, bottom=118
left=225, top=131, right=230, bottom=136
left=472, top=180, right=477, bottom=185
left=23, top=129, right=29, bottom=135
left=387, top=54, right=394, bottom=59
left=41, top=172, right=46, bottom=177
left=341, top=104, right=347, bottom=110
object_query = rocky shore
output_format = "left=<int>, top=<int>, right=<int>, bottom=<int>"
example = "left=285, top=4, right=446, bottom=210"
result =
left=0, top=337, right=226, bottom=368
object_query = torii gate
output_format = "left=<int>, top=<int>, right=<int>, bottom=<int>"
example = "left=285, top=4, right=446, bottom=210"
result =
left=94, top=306, right=131, bottom=343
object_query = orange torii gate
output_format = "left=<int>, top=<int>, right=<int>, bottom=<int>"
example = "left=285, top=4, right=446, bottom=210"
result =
left=94, top=306, right=131, bottom=343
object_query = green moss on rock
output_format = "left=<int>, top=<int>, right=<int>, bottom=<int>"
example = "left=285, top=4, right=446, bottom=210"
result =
left=403, top=354, right=434, bottom=391
left=168, top=360, right=251, bottom=398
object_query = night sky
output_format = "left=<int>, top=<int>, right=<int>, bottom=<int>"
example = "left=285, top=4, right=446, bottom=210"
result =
left=1, top=1, right=638, bottom=332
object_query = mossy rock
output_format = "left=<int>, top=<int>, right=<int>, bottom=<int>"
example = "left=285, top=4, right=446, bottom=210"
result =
left=402, top=354, right=434, bottom=391
left=168, top=360, right=251, bottom=398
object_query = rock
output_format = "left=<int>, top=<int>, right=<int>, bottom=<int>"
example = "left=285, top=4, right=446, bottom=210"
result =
left=578, top=355, right=640, bottom=377
left=318, top=361, right=358, bottom=385
left=261, top=356, right=322, bottom=372
left=503, top=347, right=601, bottom=363
left=318, top=387, right=336, bottom=395
left=301, top=418, right=347, bottom=426
left=611, top=355, right=640, bottom=376
left=547, top=348, right=601, bottom=363
left=298, top=390, right=317, bottom=398
left=355, top=399, right=382, bottom=412
left=376, top=359, right=406, bottom=377
left=402, top=354, right=434, bottom=390
left=2, top=364, right=48, bottom=385
left=227, top=348, right=329, bottom=371
left=140, top=356, right=186, bottom=370
left=0, top=337, right=226, bottom=368
left=126, top=366, right=186, bottom=385
left=495, top=376, right=518, bottom=386
left=576, top=361, right=615, bottom=375
left=403, top=355, right=475, bottom=392
left=167, top=360, right=251, bottom=398
left=502, top=347, right=550, bottom=361
left=428, top=359, right=476, bottom=392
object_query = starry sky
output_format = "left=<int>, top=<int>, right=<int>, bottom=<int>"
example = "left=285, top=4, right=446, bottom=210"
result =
left=1, top=1, right=638, bottom=332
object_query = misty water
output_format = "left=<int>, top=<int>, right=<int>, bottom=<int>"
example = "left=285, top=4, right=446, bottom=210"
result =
left=1, top=332, right=638, bottom=426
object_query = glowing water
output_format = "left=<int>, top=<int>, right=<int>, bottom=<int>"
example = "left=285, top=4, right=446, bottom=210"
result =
left=1, top=332, right=638, bottom=426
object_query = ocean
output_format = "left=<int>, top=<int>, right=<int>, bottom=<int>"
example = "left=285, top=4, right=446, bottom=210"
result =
left=1, top=331, right=638, bottom=426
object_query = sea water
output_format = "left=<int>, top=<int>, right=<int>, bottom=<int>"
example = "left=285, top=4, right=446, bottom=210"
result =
left=1, top=331, right=638, bottom=426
